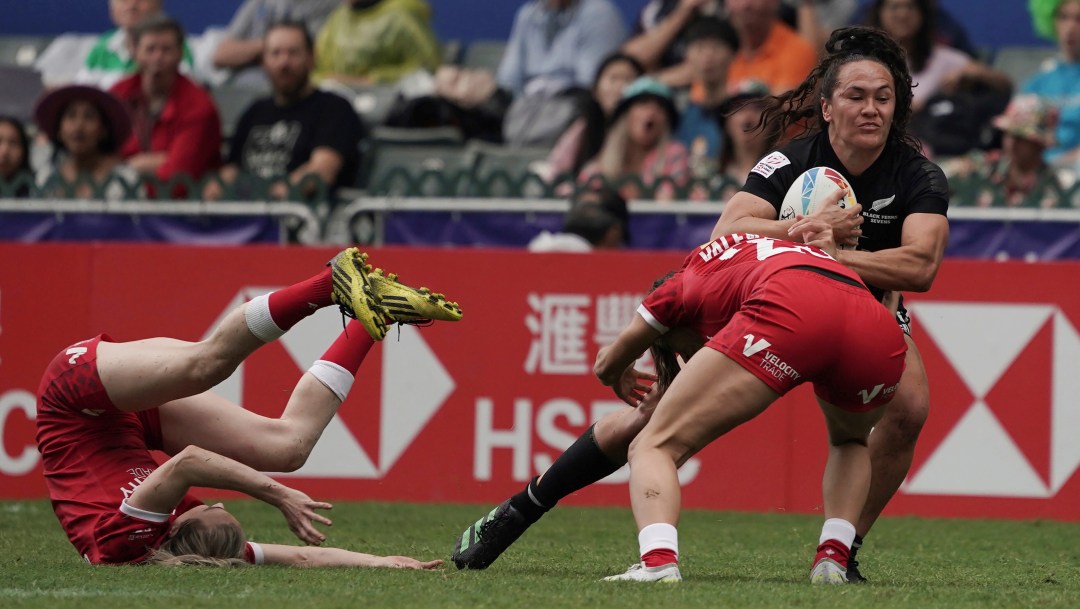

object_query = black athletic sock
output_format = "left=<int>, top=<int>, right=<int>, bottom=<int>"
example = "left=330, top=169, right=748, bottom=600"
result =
left=508, top=478, right=547, bottom=523
left=508, top=424, right=625, bottom=523
left=852, top=535, right=864, bottom=550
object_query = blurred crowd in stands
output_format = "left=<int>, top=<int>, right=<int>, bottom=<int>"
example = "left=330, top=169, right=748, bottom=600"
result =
left=2, top=0, right=1080, bottom=243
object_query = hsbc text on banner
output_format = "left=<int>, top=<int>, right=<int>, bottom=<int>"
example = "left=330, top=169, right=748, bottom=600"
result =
left=1, top=243, right=1077, bottom=521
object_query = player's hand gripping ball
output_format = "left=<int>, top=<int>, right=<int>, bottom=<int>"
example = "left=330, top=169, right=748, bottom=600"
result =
left=779, top=166, right=858, bottom=220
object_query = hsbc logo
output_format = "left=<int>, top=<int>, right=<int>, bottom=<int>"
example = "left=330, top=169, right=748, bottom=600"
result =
left=206, top=288, right=453, bottom=478
left=903, top=302, right=1080, bottom=499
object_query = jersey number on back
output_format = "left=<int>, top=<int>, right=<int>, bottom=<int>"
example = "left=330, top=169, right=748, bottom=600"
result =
left=715, top=237, right=833, bottom=262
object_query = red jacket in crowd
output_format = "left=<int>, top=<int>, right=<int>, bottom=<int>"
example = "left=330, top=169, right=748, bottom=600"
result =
left=110, top=73, right=222, bottom=190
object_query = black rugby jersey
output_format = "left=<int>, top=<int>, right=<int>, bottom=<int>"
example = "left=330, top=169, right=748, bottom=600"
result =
left=741, top=132, right=949, bottom=259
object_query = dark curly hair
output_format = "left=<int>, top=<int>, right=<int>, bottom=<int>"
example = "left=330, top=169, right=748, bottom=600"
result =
left=755, top=26, right=920, bottom=152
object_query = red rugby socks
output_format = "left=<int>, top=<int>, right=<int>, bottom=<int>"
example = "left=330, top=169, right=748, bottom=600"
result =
left=267, top=266, right=334, bottom=331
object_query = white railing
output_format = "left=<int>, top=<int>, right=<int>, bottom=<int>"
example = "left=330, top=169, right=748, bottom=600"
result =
left=3, top=196, right=1080, bottom=246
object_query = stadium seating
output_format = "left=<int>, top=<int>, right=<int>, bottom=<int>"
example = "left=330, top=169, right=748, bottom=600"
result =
left=461, top=40, right=507, bottom=74
left=0, top=35, right=53, bottom=67
left=0, top=65, right=44, bottom=123
left=469, top=140, right=552, bottom=197
left=992, top=45, right=1058, bottom=86
left=349, top=85, right=401, bottom=127
left=210, top=84, right=268, bottom=139
left=362, top=126, right=474, bottom=195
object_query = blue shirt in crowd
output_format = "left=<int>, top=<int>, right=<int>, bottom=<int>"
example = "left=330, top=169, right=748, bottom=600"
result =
left=1022, top=58, right=1080, bottom=162
left=496, top=0, right=626, bottom=96
left=677, top=102, right=723, bottom=163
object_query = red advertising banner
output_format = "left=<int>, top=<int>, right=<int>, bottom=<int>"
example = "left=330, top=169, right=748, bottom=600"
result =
left=1, top=243, right=1078, bottom=521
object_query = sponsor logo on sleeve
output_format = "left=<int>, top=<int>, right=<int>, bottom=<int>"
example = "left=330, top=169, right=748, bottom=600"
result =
left=751, top=152, right=791, bottom=178
left=742, top=334, right=772, bottom=357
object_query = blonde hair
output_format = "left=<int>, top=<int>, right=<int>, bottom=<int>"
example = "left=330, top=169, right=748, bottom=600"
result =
left=596, top=113, right=675, bottom=181
left=146, top=519, right=249, bottom=567
left=597, top=115, right=630, bottom=180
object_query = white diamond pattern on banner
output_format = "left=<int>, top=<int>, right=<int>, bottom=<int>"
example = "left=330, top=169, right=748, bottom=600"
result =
left=905, top=401, right=1048, bottom=497
left=204, top=289, right=453, bottom=479
left=905, top=302, right=1080, bottom=498
left=915, top=302, right=1054, bottom=397
left=1051, top=311, right=1080, bottom=492
left=379, top=324, right=454, bottom=472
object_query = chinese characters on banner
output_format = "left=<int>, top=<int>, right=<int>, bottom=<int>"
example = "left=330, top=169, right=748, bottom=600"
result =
left=524, top=293, right=650, bottom=375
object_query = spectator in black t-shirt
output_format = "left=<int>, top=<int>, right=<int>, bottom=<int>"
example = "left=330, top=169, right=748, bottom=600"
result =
left=204, top=20, right=365, bottom=202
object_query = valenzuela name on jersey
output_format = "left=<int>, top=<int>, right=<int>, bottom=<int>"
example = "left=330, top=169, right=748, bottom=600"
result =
left=698, top=233, right=761, bottom=261
left=698, top=233, right=835, bottom=264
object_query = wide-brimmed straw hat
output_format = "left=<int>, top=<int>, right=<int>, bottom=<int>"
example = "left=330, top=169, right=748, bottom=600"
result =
left=992, top=94, right=1058, bottom=147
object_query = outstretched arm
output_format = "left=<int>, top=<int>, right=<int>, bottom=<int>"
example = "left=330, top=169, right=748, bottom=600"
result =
left=126, top=445, right=332, bottom=545
left=594, top=314, right=662, bottom=406
left=259, top=544, right=443, bottom=569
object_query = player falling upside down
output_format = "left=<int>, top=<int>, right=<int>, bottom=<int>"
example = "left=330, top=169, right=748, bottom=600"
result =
left=454, top=221, right=906, bottom=583
left=36, top=248, right=461, bottom=567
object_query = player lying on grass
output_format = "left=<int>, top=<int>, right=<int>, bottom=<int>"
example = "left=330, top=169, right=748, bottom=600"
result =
left=455, top=221, right=906, bottom=583
left=36, top=248, right=461, bottom=567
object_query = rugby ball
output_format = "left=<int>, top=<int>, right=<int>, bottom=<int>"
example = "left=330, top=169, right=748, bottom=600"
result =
left=779, top=166, right=858, bottom=221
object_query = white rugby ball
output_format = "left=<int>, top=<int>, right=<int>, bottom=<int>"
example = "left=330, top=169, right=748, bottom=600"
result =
left=779, top=166, right=858, bottom=221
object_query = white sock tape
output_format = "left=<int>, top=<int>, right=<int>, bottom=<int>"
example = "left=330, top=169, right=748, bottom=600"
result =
left=638, top=522, right=679, bottom=559
left=244, top=294, right=285, bottom=342
left=819, top=518, right=857, bottom=548
left=308, top=360, right=354, bottom=403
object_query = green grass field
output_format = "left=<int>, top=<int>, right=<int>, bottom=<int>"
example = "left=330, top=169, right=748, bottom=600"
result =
left=1, top=499, right=1077, bottom=609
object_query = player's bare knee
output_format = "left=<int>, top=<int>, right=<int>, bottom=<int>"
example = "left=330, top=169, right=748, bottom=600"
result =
left=627, top=433, right=662, bottom=464
left=274, top=438, right=315, bottom=472
left=275, top=454, right=305, bottom=473
left=186, top=351, right=234, bottom=389
left=629, top=432, right=688, bottom=466
left=883, top=392, right=929, bottom=439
